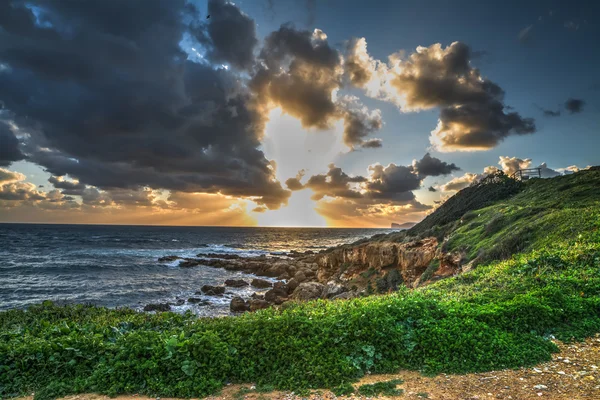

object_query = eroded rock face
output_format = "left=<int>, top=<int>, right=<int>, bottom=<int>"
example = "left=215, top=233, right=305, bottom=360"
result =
left=315, top=238, right=439, bottom=286
left=292, top=282, right=326, bottom=301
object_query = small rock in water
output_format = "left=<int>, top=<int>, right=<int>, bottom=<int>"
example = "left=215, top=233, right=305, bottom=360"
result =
left=143, top=303, right=171, bottom=312
left=224, top=279, right=249, bottom=288
left=200, top=285, right=225, bottom=295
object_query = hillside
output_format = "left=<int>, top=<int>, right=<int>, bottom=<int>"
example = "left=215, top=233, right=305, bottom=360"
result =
left=315, top=167, right=600, bottom=290
left=1, top=168, right=600, bottom=400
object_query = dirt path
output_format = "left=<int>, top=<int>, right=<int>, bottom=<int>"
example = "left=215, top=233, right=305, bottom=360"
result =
left=17, top=335, right=600, bottom=400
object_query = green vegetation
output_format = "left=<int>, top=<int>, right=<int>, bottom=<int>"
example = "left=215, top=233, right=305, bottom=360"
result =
left=1, top=169, right=600, bottom=400
left=357, top=379, right=404, bottom=397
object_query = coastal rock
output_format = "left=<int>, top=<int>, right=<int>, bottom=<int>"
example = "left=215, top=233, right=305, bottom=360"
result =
left=332, top=291, right=358, bottom=300
left=251, top=278, right=273, bottom=289
left=277, top=272, right=291, bottom=280
left=287, top=277, right=301, bottom=292
left=187, top=297, right=210, bottom=305
left=292, top=282, right=326, bottom=301
left=174, top=299, right=185, bottom=306
left=249, top=299, right=270, bottom=311
left=196, top=253, right=240, bottom=260
left=250, top=292, right=265, bottom=300
left=264, top=283, right=289, bottom=303
left=143, top=303, right=171, bottom=312
left=324, top=282, right=346, bottom=298
left=179, top=259, right=202, bottom=268
left=158, top=255, right=180, bottom=262
left=230, top=297, right=249, bottom=312
left=224, top=279, right=249, bottom=288
left=293, top=271, right=307, bottom=283
left=200, top=285, right=225, bottom=296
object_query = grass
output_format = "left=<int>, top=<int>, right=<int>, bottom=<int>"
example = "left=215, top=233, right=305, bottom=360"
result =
left=1, top=169, right=599, bottom=400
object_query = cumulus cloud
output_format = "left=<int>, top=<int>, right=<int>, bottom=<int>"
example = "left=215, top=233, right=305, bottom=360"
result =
left=0, top=0, right=290, bottom=210
left=565, top=98, right=585, bottom=114
left=345, top=40, right=536, bottom=151
left=498, top=156, right=532, bottom=176
left=251, top=24, right=343, bottom=129
left=440, top=173, right=480, bottom=192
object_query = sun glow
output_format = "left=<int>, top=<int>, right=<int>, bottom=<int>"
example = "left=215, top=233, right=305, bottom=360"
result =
left=253, top=190, right=327, bottom=227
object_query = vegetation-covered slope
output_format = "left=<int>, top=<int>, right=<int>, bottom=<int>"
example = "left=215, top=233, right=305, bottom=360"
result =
left=1, top=168, right=599, bottom=400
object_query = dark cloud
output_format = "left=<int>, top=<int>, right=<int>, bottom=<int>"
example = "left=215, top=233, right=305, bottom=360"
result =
left=360, top=139, right=383, bottom=149
left=428, top=186, right=437, bottom=192
left=364, top=163, right=421, bottom=200
left=338, top=96, right=383, bottom=149
left=565, top=98, right=585, bottom=114
left=0, top=0, right=290, bottom=209
left=285, top=170, right=305, bottom=191
left=412, top=153, right=460, bottom=178
left=48, top=176, right=86, bottom=191
left=304, top=164, right=366, bottom=200
left=0, top=122, right=25, bottom=166
left=201, top=0, right=258, bottom=70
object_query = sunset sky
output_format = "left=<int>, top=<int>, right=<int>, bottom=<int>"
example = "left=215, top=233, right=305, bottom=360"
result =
left=1, top=0, right=598, bottom=227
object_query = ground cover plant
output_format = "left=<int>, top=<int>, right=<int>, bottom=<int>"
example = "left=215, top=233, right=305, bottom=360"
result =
left=1, top=169, right=599, bottom=400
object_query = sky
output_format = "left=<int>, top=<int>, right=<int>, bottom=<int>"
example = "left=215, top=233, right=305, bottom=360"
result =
left=0, top=0, right=598, bottom=227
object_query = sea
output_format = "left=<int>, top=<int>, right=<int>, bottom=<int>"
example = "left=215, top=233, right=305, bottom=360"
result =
left=0, top=224, right=391, bottom=316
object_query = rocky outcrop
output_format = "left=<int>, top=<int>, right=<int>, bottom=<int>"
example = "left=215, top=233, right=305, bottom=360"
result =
left=315, top=238, right=439, bottom=287
left=249, top=299, right=270, bottom=311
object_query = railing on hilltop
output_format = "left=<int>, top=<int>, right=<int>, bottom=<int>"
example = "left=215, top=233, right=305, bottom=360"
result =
left=510, top=168, right=542, bottom=181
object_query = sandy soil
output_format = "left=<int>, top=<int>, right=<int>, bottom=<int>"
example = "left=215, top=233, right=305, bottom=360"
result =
left=16, top=335, right=600, bottom=400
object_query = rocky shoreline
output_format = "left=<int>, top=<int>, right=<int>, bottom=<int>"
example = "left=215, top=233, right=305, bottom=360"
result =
left=147, top=236, right=467, bottom=314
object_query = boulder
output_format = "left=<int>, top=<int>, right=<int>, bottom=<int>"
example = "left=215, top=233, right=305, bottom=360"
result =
left=264, top=283, right=289, bottom=303
left=230, top=297, right=249, bottom=312
left=293, top=271, right=307, bottom=283
left=332, top=291, right=358, bottom=300
left=287, top=277, right=301, bottom=292
left=277, top=272, right=291, bottom=281
left=250, top=292, right=265, bottom=300
left=292, top=282, right=326, bottom=301
left=143, top=303, right=171, bottom=312
left=187, top=297, right=210, bottom=306
left=324, top=282, right=346, bottom=298
left=200, top=285, right=225, bottom=296
left=174, top=299, right=185, bottom=306
left=224, top=279, right=249, bottom=288
left=263, top=262, right=289, bottom=277
left=251, top=278, right=273, bottom=289
left=249, top=299, right=270, bottom=311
